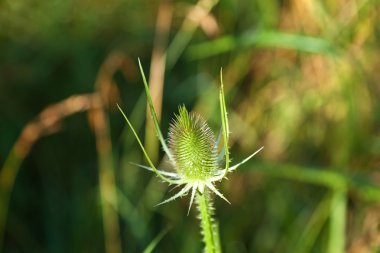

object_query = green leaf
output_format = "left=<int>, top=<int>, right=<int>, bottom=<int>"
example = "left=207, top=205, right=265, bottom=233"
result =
left=143, top=226, right=171, bottom=253
left=219, top=69, right=230, bottom=178
left=327, top=189, right=346, bottom=253
left=187, top=30, right=336, bottom=60
left=117, top=104, right=177, bottom=184
left=138, top=58, right=175, bottom=163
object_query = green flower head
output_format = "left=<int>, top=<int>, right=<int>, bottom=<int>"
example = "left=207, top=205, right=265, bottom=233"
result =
left=118, top=59, right=263, bottom=214
left=169, top=106, right=218, bottom=181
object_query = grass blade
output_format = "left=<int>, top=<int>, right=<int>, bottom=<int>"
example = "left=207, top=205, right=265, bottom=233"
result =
left=327, top=189, right=346, bottom=253
left=187, top=30, right=336, bottom=60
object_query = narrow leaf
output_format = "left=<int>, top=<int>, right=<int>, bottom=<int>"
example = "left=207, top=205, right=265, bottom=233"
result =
left=143, top=226, right=171, bottom=253
left=206, top=182, right=230, bottom=204
left=188, top=183, right=198, bottom=215
left=155, top=184, right=192, bottom=206
left=117, top=104, right=177, bottom=184
left=138, top=59, right=175, bottom=163
left=219, top=69, right=230, bottom=178
left=129, top=162, right=181, bottom=179
left=227, top=146, right=264, bottom=172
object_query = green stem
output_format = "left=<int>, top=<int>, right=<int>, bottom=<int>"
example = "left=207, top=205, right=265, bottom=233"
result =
left=196, top=190, right=221, bottom=253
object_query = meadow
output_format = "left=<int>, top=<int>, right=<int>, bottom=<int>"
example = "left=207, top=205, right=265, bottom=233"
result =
left=1, top=0, right=380, bottom=252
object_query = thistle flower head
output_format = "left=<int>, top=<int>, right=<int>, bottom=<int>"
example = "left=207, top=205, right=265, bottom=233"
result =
left=118, top=59, right=263, bottom=214
left=169, top=106, right=218, bottom=181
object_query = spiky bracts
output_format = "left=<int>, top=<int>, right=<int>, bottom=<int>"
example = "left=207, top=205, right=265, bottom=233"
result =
left=169, top=106, right=218, bottom=181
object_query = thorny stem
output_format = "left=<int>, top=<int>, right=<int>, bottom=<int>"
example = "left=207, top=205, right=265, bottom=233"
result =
left=196, top=190, right=221, bottom=253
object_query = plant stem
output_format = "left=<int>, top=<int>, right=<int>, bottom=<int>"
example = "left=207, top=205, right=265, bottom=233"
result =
left=196, top=190, right=221, bottom=253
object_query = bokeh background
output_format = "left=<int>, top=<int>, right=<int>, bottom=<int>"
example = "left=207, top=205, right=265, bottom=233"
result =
left=1, top=0, right=380, bottom=252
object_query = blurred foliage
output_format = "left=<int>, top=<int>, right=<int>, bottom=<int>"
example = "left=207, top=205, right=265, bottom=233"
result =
left=1, top=0, right=380, bottom=253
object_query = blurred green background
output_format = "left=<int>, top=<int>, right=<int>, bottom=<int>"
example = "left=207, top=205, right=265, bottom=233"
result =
left=1, top=0, right=380, bottom=252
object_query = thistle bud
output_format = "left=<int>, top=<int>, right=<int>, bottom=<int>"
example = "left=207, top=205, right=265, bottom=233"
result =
left=168, top=106, right=218, bottom=181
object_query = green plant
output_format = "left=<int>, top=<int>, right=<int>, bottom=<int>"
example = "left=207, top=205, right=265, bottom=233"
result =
left=118, top=59, right=263, bottom=253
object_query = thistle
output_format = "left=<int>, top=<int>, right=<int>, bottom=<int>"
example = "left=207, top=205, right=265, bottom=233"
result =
left=118, top=59, right=263, bottom=253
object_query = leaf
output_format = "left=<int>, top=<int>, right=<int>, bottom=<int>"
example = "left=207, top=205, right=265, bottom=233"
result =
left=117, top=104, right=177, bottom=184
left=138, top=59, right=175, bottom=164
left=187, top=30, right=336, bottom=60
left=143, top=226, right=171, bottom=253
left=219, top=69, right=230, bottom=178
